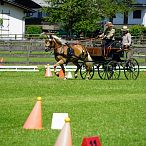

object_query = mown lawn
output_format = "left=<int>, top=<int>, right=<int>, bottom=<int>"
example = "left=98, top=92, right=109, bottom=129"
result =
left=0, top=70, right=146, bottom=146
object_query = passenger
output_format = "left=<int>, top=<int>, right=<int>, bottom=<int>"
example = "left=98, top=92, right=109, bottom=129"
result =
left=121, top=26, right=133, bottom=60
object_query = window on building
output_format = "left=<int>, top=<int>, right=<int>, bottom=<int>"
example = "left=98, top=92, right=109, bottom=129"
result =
left=26, top=13, right=33, bottom=17
left=133, top=10, right=141, bottom=19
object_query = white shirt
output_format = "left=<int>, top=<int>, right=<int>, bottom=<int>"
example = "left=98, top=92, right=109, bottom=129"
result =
left=122, top=32, right=132, bottom=46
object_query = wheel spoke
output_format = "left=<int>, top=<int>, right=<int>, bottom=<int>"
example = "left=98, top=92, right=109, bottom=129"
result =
left=98, top=64, right=107, bottom=79
left=124, top=58, right=139, bottom=80
left=106, top=61, right=120, bottom=80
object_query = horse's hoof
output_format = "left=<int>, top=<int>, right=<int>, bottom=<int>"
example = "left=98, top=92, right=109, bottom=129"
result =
left=55, top=72, right=59, bottom=77
left=64, top=77, right=67, bottom=80
left=74, top=74, right=78, bottom=79
left=86, top=76, right=91, bottom=80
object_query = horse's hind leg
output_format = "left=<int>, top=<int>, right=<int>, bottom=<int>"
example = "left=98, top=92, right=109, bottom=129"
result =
left=73, top=61, right=81, bottom=78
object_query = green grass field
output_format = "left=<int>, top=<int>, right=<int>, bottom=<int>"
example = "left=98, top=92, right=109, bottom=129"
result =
left=0, top=70, right=146, bottom=146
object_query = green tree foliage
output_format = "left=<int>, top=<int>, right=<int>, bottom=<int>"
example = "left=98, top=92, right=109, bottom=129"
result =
left=44, top=0, right=135, bottom=36
left=25, top=25, right=42, bottom=39
left=26, top=25, right=42, bottom=34
left=129, top=25, right=146, bottom=36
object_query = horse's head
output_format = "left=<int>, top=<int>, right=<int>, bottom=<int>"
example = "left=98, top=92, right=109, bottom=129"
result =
left=44, top=35, right=55, bottom=52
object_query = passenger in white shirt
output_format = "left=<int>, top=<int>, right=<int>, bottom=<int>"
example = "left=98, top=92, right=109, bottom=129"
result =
left=121, top=26, right=133, bottom=60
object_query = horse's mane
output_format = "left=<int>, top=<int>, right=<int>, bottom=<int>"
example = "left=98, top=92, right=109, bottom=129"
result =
left=52, top=35, right=66, bottom=45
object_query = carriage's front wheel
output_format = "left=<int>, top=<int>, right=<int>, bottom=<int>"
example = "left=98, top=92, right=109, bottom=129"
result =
left=124, top=58, right=139, bottom=80
left=80, top=64, right=94, bottom=79
left=106, top=61, right=120, bottom=80
left=98, top=63, right=108, bottom=80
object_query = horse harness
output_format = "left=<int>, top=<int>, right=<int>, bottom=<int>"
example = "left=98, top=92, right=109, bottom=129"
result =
left=54, top=43, right=87, bottom=62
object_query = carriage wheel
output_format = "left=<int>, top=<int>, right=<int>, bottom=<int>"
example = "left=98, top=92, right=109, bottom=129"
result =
left=124, top=58, right=139, bottom=80
left=98, top=63, right=108, bottom=80
left=80, top=64, right=94, bottom=79
left=106, top=61, right=120, bottom=80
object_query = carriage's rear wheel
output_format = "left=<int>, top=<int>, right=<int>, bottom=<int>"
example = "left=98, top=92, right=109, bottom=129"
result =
left=106, top=61, right=120, bottom=80
left=80, top=64, right=94, bottom=79
left=98, top=63, right=108, bottom=80
left=124, top=58, right=139, bottom=80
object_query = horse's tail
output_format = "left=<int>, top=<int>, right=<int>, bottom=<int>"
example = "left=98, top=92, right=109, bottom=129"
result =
left=84, top=46, right=93, bottom=68
left=81, top=46, right=88, bottom=59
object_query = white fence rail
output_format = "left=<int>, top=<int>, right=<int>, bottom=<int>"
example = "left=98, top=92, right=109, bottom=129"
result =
left=0, top=64, right=146, bottom=72
left=0, top=66, right=39, bottom=72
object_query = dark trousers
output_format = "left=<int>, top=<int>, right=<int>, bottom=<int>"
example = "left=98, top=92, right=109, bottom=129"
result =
left=122, top=45, right=133, bottom=60
left=102, top=39, right=114, bottom=57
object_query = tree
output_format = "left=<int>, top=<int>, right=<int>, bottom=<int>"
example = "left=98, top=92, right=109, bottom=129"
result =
left=44, top=0, right=135, bottom=36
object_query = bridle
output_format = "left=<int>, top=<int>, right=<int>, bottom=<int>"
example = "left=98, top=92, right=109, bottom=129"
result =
left=45, top=38, right=55, bottom=52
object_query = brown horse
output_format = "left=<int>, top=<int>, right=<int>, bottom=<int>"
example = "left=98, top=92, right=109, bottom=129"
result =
left=44, top=35, right=93, bottom=79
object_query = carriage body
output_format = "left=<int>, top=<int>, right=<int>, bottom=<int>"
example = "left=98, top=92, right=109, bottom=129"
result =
left=86, top=39, right=123, bottom=61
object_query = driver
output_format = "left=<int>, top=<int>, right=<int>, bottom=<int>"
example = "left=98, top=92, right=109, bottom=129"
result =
left=98, top=22, right=115, bottom=48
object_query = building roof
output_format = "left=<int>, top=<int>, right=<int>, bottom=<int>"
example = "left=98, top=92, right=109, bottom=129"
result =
left=1, top=0, right=50, bottom=14
left=1, top=0, right=35, bottom=12
left=31, top=0, right=49, bottom=7
left=13, top=0, right=42, bottom=8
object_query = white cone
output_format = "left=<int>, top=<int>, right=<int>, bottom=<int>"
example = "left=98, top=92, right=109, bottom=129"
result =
left=66, top=71, right=72, bottom=79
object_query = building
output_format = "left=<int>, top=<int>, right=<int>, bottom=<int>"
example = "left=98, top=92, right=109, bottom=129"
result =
left=25, top=0, right=60, bottom=33
left=0, top=0, right=58, bottom=39
left=0, top=0, right=40, bottom=40
left=113, top=0, right=146, bottom=27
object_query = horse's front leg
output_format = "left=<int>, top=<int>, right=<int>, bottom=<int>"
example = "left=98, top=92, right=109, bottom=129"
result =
left=53, top=59, right=65, bottom=78
left=54, top=64, right=59, bottom=77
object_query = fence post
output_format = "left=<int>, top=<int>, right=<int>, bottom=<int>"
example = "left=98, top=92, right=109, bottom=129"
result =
left=26, top=41, right=30, bottom=65
left=15, top=34, right=17, bottom=40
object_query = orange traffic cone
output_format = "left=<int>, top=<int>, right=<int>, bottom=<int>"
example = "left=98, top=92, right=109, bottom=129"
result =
left=23, top=97, right=42, bottom=130
left=54, top=117, right=72, bottom=146
left=59, top=68, right=65, bottom=79
left=45, top=64, right=52, bottom=77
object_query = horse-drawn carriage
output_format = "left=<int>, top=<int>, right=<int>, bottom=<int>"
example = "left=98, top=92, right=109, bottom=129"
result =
left=79, top=39, right=139, bottom=80
left=44, top=35, right=139, bottom=80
